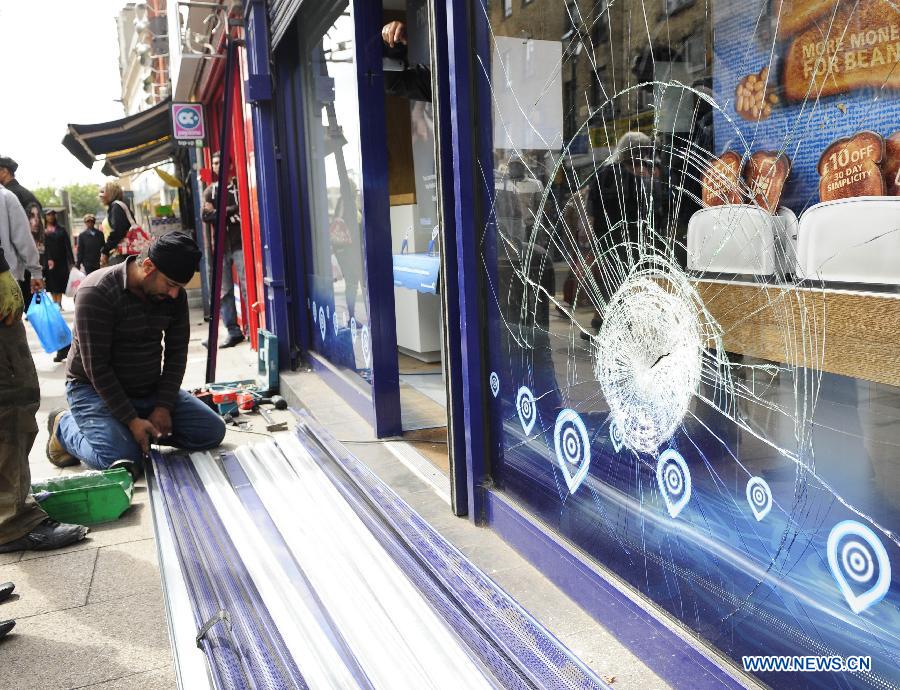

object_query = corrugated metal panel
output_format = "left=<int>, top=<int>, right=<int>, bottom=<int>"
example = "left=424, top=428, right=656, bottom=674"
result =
left=269, top=0, right=303, bottom=49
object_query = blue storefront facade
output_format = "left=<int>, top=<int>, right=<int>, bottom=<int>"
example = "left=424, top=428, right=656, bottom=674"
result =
left=241, top=0, right=900, bottom=687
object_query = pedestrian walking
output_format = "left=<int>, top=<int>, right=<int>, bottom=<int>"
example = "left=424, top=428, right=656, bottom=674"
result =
left=42, top=210, right=74, bottom=307
left=42, top=209, right=74, bottom=362
left=202, top=152, right=246, bottom=348
left=98, top=181, right=134, bottom=267
left=76, top=213, right=104, bottom=274
left=0, top=156, right=44, bottom=299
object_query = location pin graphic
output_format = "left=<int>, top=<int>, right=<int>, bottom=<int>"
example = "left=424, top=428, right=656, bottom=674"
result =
left=489, top=371, right=500, bottom=398
left=656, top=449, right=691, bottom=519
left=516, top=386, right=537, bottom=435
left=609, top=420, right=624, bottom=452
left=746, top=476, right=772, bottom=521
left=554, top=408, right=591, bottom=494
left=361, top=325, right=371, bottom=367
left=827, top=520, right=892, bottom=615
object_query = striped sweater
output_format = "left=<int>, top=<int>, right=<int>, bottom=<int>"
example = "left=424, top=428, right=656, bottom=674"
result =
left=65, top=257, right=190, bottom=424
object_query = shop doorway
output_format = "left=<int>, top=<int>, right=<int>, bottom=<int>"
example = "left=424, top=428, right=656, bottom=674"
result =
left=382, top=0, right=451, bottom=475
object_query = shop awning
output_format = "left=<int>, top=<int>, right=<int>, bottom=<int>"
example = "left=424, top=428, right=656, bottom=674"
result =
left=62, top=98, right=176, bottom=177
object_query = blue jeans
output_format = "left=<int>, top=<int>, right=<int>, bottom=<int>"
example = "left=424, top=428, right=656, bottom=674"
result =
left=220, top=247, right=246, bottom=338
left=57, top=382, right=226, bottom=469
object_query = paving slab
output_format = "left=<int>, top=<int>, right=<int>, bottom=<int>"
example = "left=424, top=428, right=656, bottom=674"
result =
left=87, top=539, right=159, bottom=606
left=0, top=548, right=97, bottom=620
left=0, top=594, right=172, bottom=690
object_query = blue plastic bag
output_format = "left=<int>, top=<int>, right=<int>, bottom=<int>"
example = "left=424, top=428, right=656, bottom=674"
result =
left=25, top=291, right=72, bottom=353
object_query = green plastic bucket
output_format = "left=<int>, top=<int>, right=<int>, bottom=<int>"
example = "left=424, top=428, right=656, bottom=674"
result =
left=31, top=468, right=134, bottom=525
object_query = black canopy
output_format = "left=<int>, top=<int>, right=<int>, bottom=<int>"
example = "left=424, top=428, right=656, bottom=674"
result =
left=62, top=98, right=176, bottom=176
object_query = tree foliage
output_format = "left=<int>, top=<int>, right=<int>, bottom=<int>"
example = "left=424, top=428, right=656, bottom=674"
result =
left=32, top=183, right=103, bottom=218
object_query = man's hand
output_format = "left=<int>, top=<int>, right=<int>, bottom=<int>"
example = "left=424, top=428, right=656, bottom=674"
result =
left=148, top=407, right=172, bottom=439
left=382, top=20, right=406, bottom=47
left=100, top=254, right=109, bottom=267
left=47, top=259, right=55, bottom=270
left=0, top=271, right=24, bottom=326
left=30, top=278, right=44, bottom=293
left=128, top=418, right=160, bottom=455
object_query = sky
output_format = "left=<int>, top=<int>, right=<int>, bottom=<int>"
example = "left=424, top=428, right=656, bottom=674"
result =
left=0, top=1, right=129, bottom=189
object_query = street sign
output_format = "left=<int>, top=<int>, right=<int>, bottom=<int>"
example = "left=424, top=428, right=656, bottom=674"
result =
left=171, top=103, right=205, bottom=143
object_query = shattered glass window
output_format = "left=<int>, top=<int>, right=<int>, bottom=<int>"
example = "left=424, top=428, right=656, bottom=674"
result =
left=478, top=0, right=900, bottom=686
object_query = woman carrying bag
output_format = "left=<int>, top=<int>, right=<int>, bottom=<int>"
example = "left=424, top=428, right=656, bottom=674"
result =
left=98, top=181, right=149, bottom=267
left=42, top=209, right=75, bottom=362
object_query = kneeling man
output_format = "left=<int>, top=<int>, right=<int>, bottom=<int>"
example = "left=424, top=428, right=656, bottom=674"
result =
left=47, top=232, right=225, bottom=472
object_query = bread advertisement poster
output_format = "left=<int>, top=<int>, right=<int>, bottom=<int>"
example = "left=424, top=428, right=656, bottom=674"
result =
left=712, top=0, right=899, bottom=210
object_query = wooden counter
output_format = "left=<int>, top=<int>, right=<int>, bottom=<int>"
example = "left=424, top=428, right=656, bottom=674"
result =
left=693, top=279, right=900, bottom=388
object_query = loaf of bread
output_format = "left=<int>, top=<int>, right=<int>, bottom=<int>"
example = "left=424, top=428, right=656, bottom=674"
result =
left=883, top=131, right=900, bottom=196
left=745, top=151, right=791, bottom=211
left=771, top=0, right=841, bottom=38
left=818, top=130, right=885, bottom=200
left=781, top=0, right=900, bottom=102
left=702, top=151, right=744, bottom=207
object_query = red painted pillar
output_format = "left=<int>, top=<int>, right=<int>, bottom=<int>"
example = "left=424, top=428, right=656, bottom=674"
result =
left=229, top=51, right=260, bottom=349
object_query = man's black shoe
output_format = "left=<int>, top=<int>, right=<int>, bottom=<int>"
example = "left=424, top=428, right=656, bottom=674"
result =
left=0, top=620, right=14, bottom=641
left=109, top=459, right=143, bottom=483
left=0, top=582, right=14, bottom=603
left=0, top=519, right=89, bottom=554
left=220, top=333, right=245, bottom=348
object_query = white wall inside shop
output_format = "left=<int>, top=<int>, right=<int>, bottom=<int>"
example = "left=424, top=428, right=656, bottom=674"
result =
left=391, top=204, right=441, bottom=360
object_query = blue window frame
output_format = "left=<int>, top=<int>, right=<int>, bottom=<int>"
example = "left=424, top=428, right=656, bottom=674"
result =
left=271, top=0, right=401, bottom=436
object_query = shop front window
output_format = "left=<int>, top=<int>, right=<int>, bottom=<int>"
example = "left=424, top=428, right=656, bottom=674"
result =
left=301, top=4, right=372, bottom=380
left=479, top=0, right=900, bottom=687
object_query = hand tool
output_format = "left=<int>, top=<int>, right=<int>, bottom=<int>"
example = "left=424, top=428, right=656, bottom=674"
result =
left=258, top=407, right=287, bottom=432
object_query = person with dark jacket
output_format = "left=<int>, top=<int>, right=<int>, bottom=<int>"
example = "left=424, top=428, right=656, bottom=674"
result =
left=42, top=210, right=74, bottom=305
left=42, top=209, right=75, bottom=362
left=0, top=244, right=89, bottom=560
left=202, top=152, right=246, bottom=348
left=0, top=156, right=44, bottom=298
left=98, top=181, right=132, bottom=267
left=76, top=214, right=104, bottom=274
